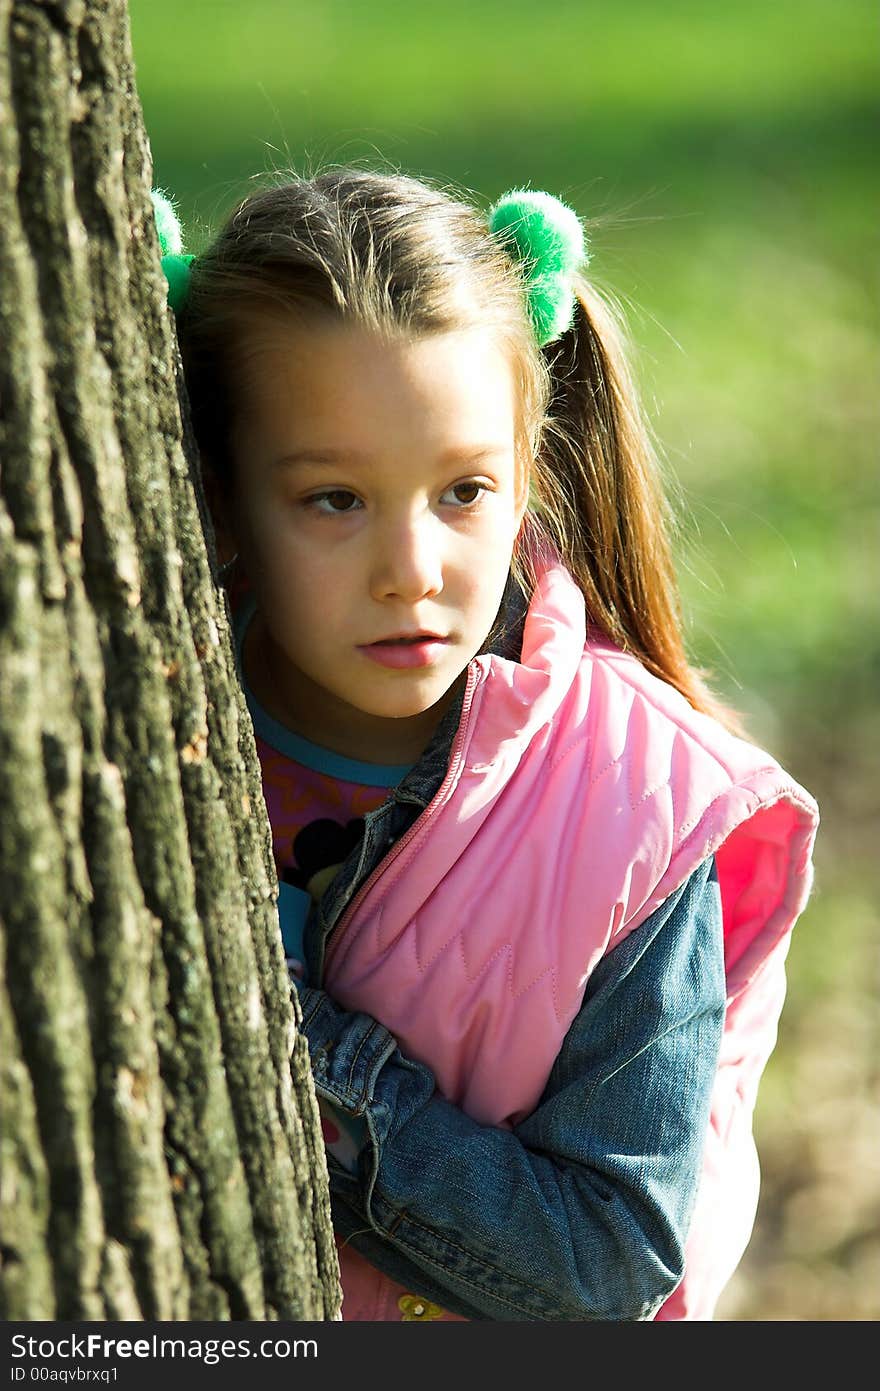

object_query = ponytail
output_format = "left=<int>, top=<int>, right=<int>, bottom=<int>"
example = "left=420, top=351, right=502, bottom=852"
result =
left=523, top=279, right=745, bottom=736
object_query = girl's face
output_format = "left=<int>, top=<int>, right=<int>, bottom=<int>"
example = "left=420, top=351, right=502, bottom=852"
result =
left=222, top=317, right=528, bottom=763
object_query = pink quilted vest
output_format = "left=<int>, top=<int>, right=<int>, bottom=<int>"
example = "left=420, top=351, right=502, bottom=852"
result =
left=322, top=556, right=819, bottom=1321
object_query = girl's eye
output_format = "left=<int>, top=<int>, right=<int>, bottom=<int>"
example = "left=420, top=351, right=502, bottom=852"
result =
left=306, top=489, right=362, bottom=514
left=440, top=480, right=487, bottom=508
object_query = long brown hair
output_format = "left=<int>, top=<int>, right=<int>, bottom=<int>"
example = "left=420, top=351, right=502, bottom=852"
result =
left=175, top=165, right=741, bottom=732
left=526, top=277, right=742, bottom=731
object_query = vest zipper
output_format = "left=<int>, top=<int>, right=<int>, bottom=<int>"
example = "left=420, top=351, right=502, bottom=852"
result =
left=323, top=662, right=480, bottom=974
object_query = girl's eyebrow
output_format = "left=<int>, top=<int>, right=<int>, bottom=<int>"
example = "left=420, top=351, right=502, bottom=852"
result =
left=274, top=449, right=368, bottom=469
left=274, top=445, right=512, bottom=469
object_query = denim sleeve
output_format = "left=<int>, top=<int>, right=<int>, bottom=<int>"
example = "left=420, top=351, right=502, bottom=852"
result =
left=295, top=855, right=726, bottom=1321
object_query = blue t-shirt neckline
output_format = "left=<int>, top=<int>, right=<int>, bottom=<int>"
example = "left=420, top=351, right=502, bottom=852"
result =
left=232, top=596, right=412, bottom=788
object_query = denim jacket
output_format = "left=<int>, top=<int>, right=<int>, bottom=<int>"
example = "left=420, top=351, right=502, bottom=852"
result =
left=292, top=685, right=727, bottom=1321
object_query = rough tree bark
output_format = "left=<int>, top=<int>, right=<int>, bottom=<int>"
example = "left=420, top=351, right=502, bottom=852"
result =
left=0, top=0, right=341, bottom=1320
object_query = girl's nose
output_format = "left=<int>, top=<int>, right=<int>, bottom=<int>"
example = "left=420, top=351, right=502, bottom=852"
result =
left=369, top=513, right=444, bottom=603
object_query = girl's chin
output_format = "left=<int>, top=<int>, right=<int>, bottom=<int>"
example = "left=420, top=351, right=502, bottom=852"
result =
left=358, top=696, right=447, bottom=722
left=354, top=675, right=465, bottom=723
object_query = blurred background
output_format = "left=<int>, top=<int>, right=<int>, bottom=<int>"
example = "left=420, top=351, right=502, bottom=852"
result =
left=129, top=0, right=879, bottom=1319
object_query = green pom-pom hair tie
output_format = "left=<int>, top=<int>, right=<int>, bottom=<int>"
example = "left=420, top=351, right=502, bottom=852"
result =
left=150, top=188, right=194, bottom=313
left=488, top=189, right=588, bottom=347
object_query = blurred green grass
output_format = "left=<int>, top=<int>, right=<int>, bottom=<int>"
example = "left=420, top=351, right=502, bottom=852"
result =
left=129, top=0, right=880, bottom=1319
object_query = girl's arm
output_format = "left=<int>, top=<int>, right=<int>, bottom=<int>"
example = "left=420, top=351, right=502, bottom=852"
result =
left=296, top=855, right=726, bottom=1321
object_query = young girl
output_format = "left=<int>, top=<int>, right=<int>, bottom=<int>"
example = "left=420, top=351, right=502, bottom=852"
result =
left=156, top=170, right=819, bottom=1321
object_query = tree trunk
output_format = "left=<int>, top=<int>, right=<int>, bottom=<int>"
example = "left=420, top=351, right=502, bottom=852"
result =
left=0, top=0, right=340, bottom=1321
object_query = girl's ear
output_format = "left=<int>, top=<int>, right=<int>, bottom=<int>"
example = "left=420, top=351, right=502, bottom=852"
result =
left=514, top=455, right=532, bottom=528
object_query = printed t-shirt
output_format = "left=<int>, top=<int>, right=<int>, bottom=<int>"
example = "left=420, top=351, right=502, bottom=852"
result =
left=234, top=598, right=412, bottom=1170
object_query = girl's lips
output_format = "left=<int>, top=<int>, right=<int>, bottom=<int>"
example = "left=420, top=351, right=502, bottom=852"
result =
left=358, top=637, right=449, bottom=670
